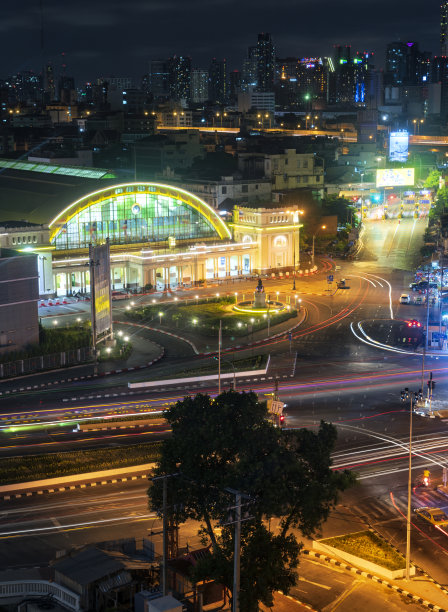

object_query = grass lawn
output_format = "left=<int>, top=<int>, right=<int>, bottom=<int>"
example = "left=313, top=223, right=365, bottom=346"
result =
left=147, top=354, right=268, bottom=381
left=127, top=297, right=297, bottom=336
left=320, top=531, right=405, bottom=571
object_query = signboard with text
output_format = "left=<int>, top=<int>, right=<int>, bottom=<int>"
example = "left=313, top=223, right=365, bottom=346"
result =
left=89, top=239, right=112, bottom=341
left=376, top=168, right=415, bottom=188
left=389, top=131, right=409, bottom=162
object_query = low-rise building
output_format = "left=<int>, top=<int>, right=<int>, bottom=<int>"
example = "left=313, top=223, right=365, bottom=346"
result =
left=0, top=247, right=39, bottom=354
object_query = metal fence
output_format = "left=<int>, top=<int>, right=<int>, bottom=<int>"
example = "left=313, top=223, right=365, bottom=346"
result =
left=0, top=347, right=92, bottom=378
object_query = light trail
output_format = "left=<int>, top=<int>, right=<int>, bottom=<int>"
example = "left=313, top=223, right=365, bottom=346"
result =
left=0, top=513, right=157, bottom=539
left=366, top=273, right=394, bottom=319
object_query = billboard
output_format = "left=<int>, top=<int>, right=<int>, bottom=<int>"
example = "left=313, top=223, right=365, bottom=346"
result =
left=376, top=168, right=415, bottom=188
left=89, top=238, right=112, bottom=342
left=389, top=131, right=409, bottom=162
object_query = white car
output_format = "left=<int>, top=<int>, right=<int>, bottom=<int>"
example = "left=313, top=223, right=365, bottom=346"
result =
left=400, top=294, right=411, bottom=304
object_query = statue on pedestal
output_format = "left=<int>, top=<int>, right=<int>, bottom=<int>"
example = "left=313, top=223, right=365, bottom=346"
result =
left=253, top=278, right=266, bottom=308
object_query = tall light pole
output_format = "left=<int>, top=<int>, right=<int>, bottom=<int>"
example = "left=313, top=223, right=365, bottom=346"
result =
left=287, top=209, right=303, bottom=290
left=400, top=388, right=419, bottom=580
left=312, top=225, right=326, bottom=266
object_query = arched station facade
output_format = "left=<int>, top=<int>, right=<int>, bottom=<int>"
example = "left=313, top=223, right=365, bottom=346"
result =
left=49, top=183, right=263, bottom=294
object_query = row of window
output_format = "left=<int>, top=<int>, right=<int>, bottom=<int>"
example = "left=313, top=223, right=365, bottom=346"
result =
left=11, top=235, right=38, bottom=245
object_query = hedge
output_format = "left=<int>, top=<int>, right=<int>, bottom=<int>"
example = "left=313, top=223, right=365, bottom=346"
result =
left=0, top=442, right=162, bottom=485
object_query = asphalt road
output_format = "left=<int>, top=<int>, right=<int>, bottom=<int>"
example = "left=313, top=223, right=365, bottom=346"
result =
left=3, top=214, right=448, bottom=597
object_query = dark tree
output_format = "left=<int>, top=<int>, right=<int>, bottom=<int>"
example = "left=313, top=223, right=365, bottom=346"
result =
left=149, top=390, right=353, bottom=610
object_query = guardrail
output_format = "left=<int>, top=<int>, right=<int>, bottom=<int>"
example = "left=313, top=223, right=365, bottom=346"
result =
left=0, top=580, right=81, bottom=611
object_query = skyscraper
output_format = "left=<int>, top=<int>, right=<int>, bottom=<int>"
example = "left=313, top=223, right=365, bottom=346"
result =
left=168, top=56, right=191, bottom=102
left=191, top=69, right=209, bottom=103
left=442, top=1, right=448, bottom=56
left=208, top=58, right=227, bottom=104
left=150, top=60, right=170, bottom=99
left=256, top=32, right=275, bottom=92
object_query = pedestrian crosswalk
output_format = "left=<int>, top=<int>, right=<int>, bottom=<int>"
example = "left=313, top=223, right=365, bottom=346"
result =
left=339, top=489, right=448, bottom=526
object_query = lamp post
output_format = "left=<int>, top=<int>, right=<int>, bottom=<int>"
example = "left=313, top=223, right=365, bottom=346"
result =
left=287, top=209, right=304, bottom=290
left=312, top=225, right=326, bottom=266
left=400, top=388, right=420, bottom=580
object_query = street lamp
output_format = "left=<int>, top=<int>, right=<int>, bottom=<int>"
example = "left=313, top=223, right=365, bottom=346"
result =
left=400, top=388, right=421, bottom=581
left=159, top=311, right=164, bottom=325
left=312, top=225, right=326, bottom=265
left=287, top=209, right=304, bottom=290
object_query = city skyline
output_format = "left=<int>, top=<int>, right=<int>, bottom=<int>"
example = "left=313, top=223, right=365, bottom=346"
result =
left=2, top=0, right=440, bottom=83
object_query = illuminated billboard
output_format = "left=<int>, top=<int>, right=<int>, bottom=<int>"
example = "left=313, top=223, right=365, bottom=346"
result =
left=389, top=131, right=409, bottom=162
left=376, top=168, right=415, bottom=188
left=89, top=238, right=112, bottom=342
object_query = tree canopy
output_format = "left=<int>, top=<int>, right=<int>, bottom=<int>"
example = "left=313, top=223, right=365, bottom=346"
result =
left=149, top=390, right=354, bottom=611
left=320, top=194, right=356, bottom=225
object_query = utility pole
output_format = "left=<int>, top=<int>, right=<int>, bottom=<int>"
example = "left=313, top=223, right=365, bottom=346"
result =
left=218, top=320, right=222, bottom=394
left=152, top=473, right=179, bottom=596
left=233, top=492, right=241, bottom=612
left=406, top=392, right=413, bottom=581
left=223, top=489, right=252, bottom=612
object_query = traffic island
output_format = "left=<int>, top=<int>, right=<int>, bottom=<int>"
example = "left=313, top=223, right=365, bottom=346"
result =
left=312, top=530, right=414, bottom=580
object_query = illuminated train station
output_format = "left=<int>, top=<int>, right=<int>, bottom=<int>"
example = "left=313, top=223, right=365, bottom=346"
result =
left=0, top=175, right=302, bottom=295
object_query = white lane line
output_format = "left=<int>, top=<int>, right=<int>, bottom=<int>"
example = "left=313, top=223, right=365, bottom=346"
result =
left=0, top=512, right=156, bottom=537
left=298, top=576, right=332, bottom=590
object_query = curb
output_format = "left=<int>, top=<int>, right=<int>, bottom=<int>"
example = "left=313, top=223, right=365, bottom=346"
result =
left=117, top=321, right=199, bottom=354
left=303, top=550, right=448, bottom=611
left=62, top=372, right=296, bottom=402
left=276, top=591, right=318, bottom=611
left=0, top=345, right=165, bottom=397
left=1, top=473, right=150, bottom=501
left=338, top=504, right=448, bottom=600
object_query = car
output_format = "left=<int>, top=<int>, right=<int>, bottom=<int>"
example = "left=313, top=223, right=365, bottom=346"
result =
left=414, top=507, right=448, bottom=527
left=409, top=282, right=419, bottom=292
left=400, top=293, right=411, bottom=304
left=414, top=295, right=425, bottom=305
left=337, top=279, right=349, bottom=289
left=111, top=290, right=131, bottom=301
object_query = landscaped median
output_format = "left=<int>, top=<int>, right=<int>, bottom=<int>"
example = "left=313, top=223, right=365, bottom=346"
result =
left=0, top=442, right=161, bottom=487
left=313, top=530, right=414, bottom=580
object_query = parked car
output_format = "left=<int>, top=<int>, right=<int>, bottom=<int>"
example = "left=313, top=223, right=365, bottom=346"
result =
left=111, top=290, right=131, bottom=301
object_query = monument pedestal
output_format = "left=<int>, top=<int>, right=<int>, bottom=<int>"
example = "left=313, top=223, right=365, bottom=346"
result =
left=253, top=291, right=266, bottom=309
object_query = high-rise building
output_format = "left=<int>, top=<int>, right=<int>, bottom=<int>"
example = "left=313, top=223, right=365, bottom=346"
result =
left=296, top=58, right=327, bottom=100
left=208, top=58, right=227, bottom=104
left=332, top=45, right=354, bottom=103
left=228, top=70, right=241, bottom=103
left=191, top=69, right=209, bottom=103
left=241, top=46, right=259, bottom=91
left=44, top=63, right=55, bottom=102
left=385, top=41, right=430, bottom=86
left=168, top=56, right=191, bottom=102
left=150, top=60, right=170, bottom=99
left=256, top=32, right=275, bottom=92
left=442, top=1, right=448, bottom=56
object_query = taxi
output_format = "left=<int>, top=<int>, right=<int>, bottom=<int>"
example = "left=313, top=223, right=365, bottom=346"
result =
left=414, top=507, right=448, bottom=527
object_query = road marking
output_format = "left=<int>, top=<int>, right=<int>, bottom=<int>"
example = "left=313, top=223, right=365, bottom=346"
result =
left=331, top=580, right=361, bottom=610
left=298, top=577, right=331, bottom=590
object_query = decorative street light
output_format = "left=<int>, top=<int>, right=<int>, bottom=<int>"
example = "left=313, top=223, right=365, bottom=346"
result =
left=159, top=311, right=164, bottom=325
left=312, top=225, right=326, bottom=265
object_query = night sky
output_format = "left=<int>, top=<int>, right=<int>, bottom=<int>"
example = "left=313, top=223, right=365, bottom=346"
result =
left=1, top=0, right=440, bottom=84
